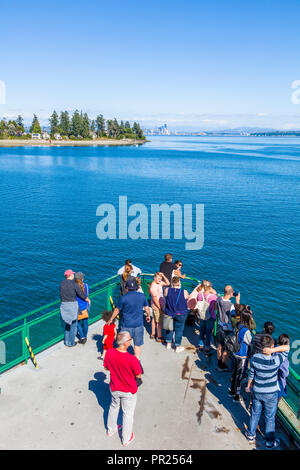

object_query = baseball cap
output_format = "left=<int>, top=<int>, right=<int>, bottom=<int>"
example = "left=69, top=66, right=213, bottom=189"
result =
left=75, top=272, right=85, bottom=280
left=125, top=278, right=138, bottom=291
left=64, top=269, right=75, bottom=277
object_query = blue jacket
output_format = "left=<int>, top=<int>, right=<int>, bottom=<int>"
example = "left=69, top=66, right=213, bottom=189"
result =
left=233, top=324, right=251, bottom=359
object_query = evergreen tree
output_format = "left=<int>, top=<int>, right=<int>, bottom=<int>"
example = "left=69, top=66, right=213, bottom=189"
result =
left=71, top=110, right=82, bottom=137
left=132, top=122, right=144, bottom=140
left=96, top=114, right=106, bottom=136
left=16, top=115, right=25, bottom=133
left=125, top=121, right=131, bottom=131
left=90, top=120, right=96, bottom=133
left=30, top=114, right=42, bottom=134
left=59, top=111, right=71, bottom=136
left=49, top=110, right=59, bottom=136
left=119, top=120, right=125, bottom=137
left=81, top=113, right=90, bottom=138
left=0, top=119, right=7, bottom=137
left=113, top=118, right=120, bottom=138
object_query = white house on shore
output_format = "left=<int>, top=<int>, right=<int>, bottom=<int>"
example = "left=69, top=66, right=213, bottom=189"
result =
left=54, top=133, right=62, bottom=140
left=42, top=131, right=50, bottom=140
left=31, top=133, right=41, bottom=140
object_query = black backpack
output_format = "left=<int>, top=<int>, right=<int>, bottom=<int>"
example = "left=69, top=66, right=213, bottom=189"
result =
left=224, top=327, right=241, bottom=354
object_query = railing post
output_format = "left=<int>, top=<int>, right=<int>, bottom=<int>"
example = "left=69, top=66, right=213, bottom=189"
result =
left=107, top=280, right=112, bottom=310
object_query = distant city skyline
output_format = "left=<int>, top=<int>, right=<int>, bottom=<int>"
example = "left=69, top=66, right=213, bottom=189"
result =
left=1, top=0, right=300, bottom=130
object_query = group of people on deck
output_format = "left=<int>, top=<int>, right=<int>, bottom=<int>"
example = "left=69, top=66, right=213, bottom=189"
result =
left=59, top=255, right=290, bottom=449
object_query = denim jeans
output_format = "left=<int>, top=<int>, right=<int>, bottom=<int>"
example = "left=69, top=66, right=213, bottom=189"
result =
left=77, top=318, right=88, bottom=340
left=107, top=388, right=137, bottom=444
left=61, top=318, right=78, bottom=346
left=164, top=313, right=187, bottom=346
left=248, top=391, right=278, bottom=443
left=198, top=317, right=215, bottom=348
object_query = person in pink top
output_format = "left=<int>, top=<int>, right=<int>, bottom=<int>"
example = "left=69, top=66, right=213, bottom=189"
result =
left=104, top=331, right=142, bottom=447
left=149, top=271, right=169, bottom=342
left=195, top=280, right=217, bottom=354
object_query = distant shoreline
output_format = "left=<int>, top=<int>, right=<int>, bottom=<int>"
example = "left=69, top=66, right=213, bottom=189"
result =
left=0, top=138, right=146, bottom=148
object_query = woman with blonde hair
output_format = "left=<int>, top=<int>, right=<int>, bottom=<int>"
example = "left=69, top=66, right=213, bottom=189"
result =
left=187, top=279, right=216, bottom=310
left=195, top=280, right=217, bottom=354
left=120, top=264, right=135, bottom=295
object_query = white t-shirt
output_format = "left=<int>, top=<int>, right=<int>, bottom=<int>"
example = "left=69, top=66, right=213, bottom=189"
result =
left=117, top=264, right=142, bottom=277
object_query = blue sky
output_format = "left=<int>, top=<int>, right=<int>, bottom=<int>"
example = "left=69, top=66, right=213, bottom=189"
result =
left=1, top=0, right=300, bottom=130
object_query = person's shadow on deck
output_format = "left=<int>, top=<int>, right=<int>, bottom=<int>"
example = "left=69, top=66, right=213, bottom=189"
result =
left=92, top=334, right=103, bottom=355
left=89, top=372, right=111, bottom=429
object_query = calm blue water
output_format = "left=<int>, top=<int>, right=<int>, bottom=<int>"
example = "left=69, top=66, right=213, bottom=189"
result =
left=0, top=136, right=299, bottom=347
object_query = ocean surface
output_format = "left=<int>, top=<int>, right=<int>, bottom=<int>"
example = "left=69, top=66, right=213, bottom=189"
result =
left=0, top=136, right=299, bottom=349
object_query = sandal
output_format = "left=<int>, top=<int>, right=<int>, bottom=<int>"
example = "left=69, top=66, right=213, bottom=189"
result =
left=150, top=334, right=156, bottom=339
left=156, top=337, right=164, bottom=343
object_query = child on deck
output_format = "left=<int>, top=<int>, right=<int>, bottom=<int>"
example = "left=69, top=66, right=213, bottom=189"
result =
left=100, top=310, right=117, bottom=361
left=277, top=334, right=290, bottom=401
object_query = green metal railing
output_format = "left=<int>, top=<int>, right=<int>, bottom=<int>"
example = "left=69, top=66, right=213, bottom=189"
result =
left=0, top=274, right=120, bottom=374
left=0, top=273, right=299, bottom=445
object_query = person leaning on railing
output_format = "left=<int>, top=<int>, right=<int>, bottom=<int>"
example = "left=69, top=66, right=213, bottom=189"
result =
left=60, top=269, right=90, bottom=347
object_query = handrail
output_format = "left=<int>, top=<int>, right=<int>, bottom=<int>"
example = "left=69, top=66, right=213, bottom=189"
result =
left=289, top=368, right=300, bottom=382
left=0, top=274, right=120, bottom=330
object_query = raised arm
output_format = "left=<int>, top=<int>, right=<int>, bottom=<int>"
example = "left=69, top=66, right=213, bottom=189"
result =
left=263, top=344, right=290, bottom=355
left=108, top=308, right=119, bottom=324
left=160, top=273, right=170, bottom=286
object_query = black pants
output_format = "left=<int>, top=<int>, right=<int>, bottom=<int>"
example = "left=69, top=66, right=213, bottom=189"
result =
left=230, top=357, right=247, bottom=396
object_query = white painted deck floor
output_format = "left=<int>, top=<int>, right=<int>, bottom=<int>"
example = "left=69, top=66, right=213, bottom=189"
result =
left=0, top=320, right=293, bottom=450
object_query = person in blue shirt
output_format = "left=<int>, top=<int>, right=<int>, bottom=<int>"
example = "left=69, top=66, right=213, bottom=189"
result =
left=75, top=272, right=90, bottom=344
left=245, top=334, right=290, bottom=448
left=109, top=278, right=151, bottom=359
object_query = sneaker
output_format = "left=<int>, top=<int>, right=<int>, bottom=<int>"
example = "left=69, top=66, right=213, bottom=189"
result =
left=175, top=346, right=185, bottom=353
left=166, top=342, right=172, bottom=350
left=123, top=432, right=135, bottom=447
left=106, top=424, right=122, bottom=437
left=233, top=395, right=243, bottom=403
left=245, top=431, right=256, bottom=444
left=228, top=390, right=235, bottom=397
left=266, top=439, right=280, bottom=449
left=198, top=340, right=204, bottom=349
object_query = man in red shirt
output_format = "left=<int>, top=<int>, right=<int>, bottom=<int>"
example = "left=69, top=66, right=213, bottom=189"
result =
left=104, top=330, right=142, bottom=447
